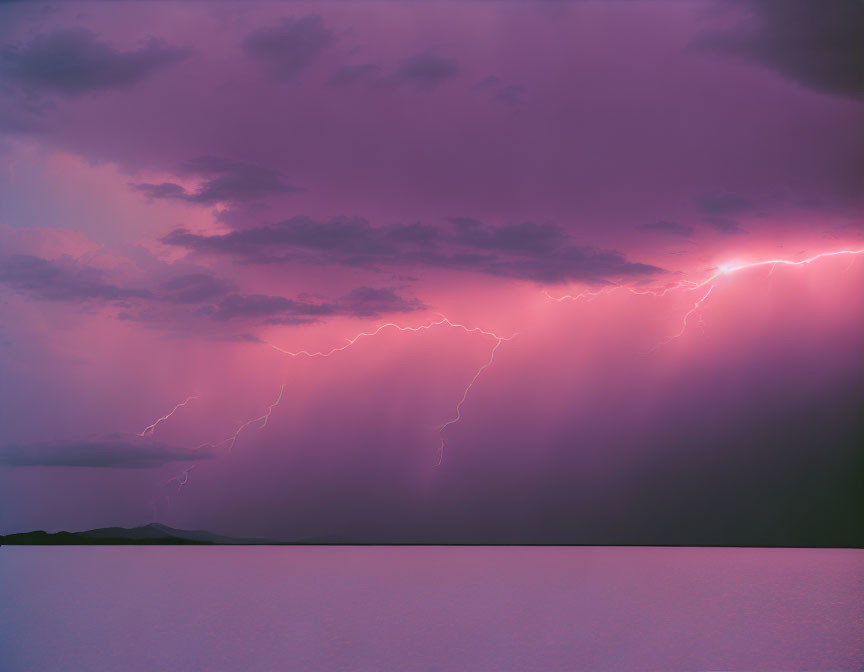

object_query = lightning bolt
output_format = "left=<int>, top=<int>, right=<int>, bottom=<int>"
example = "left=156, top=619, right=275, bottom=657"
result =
left=435, top=333, right=512, bottom=465
left=213, top=384, right=285, bottom=452
left=545, top=280, right=704, bottom=303
left=543, top=287, right=609, bottom=303
left=139, top=395, right=197, bottom=436
left=689, top=247, right=864, bottom=290
left=269, top=314, right=509, bottom=358
left=169, top=464, right=195, bottom=490
left=270, top=315, right=516, bottom=464
left=158, top=316, right=513, bottom=510
left=658, top=248, right=864, bottom=343
left=651, top=284, right=715, bottom=351
left=156, top=387, right=285, bottom=514
left=155, top=464, right=196, bottom=516
left=550, top=247, right=864, bottom=346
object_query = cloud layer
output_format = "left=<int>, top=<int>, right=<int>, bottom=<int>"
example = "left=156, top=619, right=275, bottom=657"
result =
left=0, top=27, right=191, bottom=95
left=0, top=434, right=212, bottom=468
left=164, top=216, right=663, bottom=285
left=242, top=16, right=332, bottom=82
left=0, top=254, right=425, bottom=326
left=695, top=0, right=864, bottom=99
left=131, top=157, right=300, bottom=205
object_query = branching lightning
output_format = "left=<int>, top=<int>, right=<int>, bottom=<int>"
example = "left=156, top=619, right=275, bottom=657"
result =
left=548, top=247, right=864, bottom=345
left=688, top=248, right=864, bottom=291
left=139, top=395, right=197, bottom=436
left=656, top=248, right=864, bottom=343
left=269, top=315, right=510, bottom=359
left=157, top=387, right=284, bottom=513
left=651, top=284, right=714, bottom=351
left=147, top=245, right=862, bottom=515
left=213, top=384, right=285, bottom=452
left=435, top=334, right=511, bottom=465
left=169, top=464, right=195, bottom=490
left=270, top=315, right=516, bottom=464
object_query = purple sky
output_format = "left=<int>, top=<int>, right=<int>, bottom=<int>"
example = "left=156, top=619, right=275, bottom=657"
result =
left=0, top=0, right=861, bottom=544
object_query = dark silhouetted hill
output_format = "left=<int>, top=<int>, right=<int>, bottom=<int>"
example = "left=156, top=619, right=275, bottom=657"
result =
left=0, top=523, right=278, bottom=545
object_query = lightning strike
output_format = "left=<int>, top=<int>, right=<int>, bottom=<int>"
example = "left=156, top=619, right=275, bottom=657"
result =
left=545, top=280, right=699, bottom=303
left=650, top=285, right=715, bottom=351
left=270, top=314, right=515, bottom=464
left=435, top=334, right=511, bottom=465
left=651, top=248, right=864, bottom=344
left=550, top=247, right=864, bottom=347
left=689, top=247, right=864, bottom=291
left=269, top=315, right=508, bottom=358
left=169, top=464, right=195, bottom=490
left=158, top=464, right=196, bottom=514
left=214, top=384, right=285, bottom=452
left=139, top=395, right=197, bottom=436
left=543, top=287, right=609, bottom=303
left=159, top=385, right=284, bottom=512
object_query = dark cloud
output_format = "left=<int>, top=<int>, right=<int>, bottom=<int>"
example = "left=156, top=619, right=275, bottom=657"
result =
left=242, top=16, right=332, bottom=82
left=694, top=0, right=864, bottom=99
left=702, top=215, right=749, bottom=236
left=213, top=286, right=424, bottom=322
left=0, top=254, right=152, bottom=302
left=698, top=189, right=753, bottom=215
left=130, top=156, right=300, bottom=205
left=0, top=433, right=213, bottom=468
left=338, top=286, right=426, bottom=318
left=163, top=216, right=663, bottom=285
left=386, top=53, right=459, bottom=91
left=130, top=182, right=188, bottom=200
left=159, top=273, right=234, bottom=304
left=226, top=333, right=266, bottom=343
left=637, top=220, right=695, bottom=237
left=0, top=27, right=191, bottom=95
left=445, top=217, right=564, bottom=254
left=212, top=293, right=337, bottom=322
left=163, top=216, right=388, bottom=260
left=328, top=63, right=379, bottom=87
left=0, top=252, right=423, bottom=328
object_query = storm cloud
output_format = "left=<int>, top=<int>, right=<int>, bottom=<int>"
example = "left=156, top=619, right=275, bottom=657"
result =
left=242, top=16, right=332, bottom=82
left=0, top=254, right=423, bottom=324
left=159, top=273, right=235, bottom=304
left=385, top=53, right=459, bottom=91
left=163, top=216, right=663, bottom=285
left=0, top=254, right=152, bottom=302
left=212, top=287, right=424, bottom=322
left=0, top=433, right=213, bottom=468
left=695, top=0, right=864, bottom=99
left=0, top=27, right=191, bottom=95
left=131, top=157, right=300, bottom=205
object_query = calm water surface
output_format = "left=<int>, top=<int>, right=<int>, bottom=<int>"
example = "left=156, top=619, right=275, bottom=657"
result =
left=1, top=546, right=862, bottom=671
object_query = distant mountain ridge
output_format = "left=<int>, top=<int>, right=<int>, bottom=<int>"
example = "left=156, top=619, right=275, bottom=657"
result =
left=0, top=523, right=282, bottom=545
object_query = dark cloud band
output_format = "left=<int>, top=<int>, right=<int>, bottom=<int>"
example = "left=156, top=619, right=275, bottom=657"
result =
left=163, top=216, right=664, bottom=285
left=0, top=434, right=213, bottom=469
left=0, top=27, right=191, bottom=95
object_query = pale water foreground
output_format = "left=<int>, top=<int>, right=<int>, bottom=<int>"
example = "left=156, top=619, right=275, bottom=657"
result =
left=1, top=546, right=861, bottom=671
